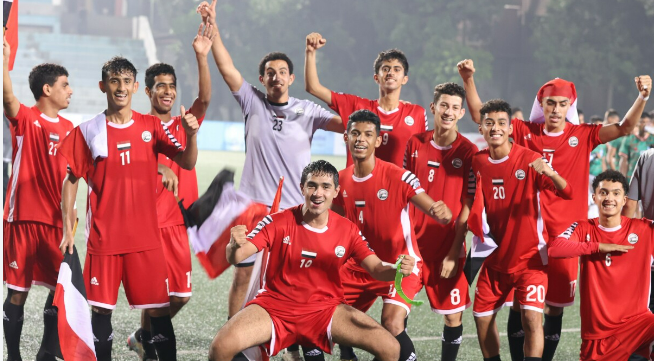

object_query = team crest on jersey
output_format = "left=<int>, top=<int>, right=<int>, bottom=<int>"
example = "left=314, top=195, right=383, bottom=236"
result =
left=377, top=189, right=388, bottom=200
left=452, top=158, right=463, bottom=168
left=568, top=136, right=579, bottom=147
left=404, top=116, right=415, bottom=126
left=294, top=108, right=304, bottom=115
left=628, top=233, right=639, bottom=244
left=515, top=169, right=526, bottom=180
left=335, top=246, right=346, bottom=258
left=142, top=131, right=152, bottom=142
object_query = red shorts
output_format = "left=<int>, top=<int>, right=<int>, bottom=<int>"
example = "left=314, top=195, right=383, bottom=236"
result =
left=421, top=256, right=471, bottom=314
left=580, top=313, right=654, bottom=361
left=473, top=265, right=547, bottom=317
left=84, top=248, right=169, bottom=309
left=545, top=256, right=578, bottom=307
left=340, top=266, right=422, bottom=315
left=3, top=220, right=63, bottom=291
left=248, top=296, right=339, bottom=356
left=160, top=225, right=192, bottom=297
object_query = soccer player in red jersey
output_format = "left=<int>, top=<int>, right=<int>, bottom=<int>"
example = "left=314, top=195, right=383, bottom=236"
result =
left=208, top=160, right=416, bottom=361
left=332, top=109, right=452, bottom=361
left=126, top=23, right=214, bottom=361
left=58, top=56, right=199, bottom=361
left=470, top=99, right=572, bottom=361
left=458, top=58, right=651, bottom=361
left=305, top=32, right=427, bottom=168
left=2, top=36, right=74, bottom=361
left=549, top=170, right=654, bottom=361
left=404, top=82, right=478, bottom=361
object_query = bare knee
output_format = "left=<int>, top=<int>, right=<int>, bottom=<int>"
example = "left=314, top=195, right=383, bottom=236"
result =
left=521, top=310, right=543, bottom=333
left=379, top=338, right=400, bottom=361
left=8, top=290, right=28, bottom=306
left=443, top=312, right=462, bottom=327
left=381, top=313, right=405, bottom=336
left=544, top=304, right=563, bottom=316
left=170, top=296, right=190, bottom=312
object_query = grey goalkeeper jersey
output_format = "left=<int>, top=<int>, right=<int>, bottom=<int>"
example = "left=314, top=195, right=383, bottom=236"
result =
left=628, top=148, right=654, bottom=219
left=233, top=80, right=334, bottom=209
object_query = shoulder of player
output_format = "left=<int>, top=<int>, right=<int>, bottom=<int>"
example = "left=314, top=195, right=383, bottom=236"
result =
left=408, top=130, right=432, bottom=145
left=403, top=102, right=426, bottom=113
left=455, top=133, right=479, bottom=154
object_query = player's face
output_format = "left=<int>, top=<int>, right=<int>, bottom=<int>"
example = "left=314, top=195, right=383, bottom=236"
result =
left=481, top=112, right=512, bottom=147
left=637, top=116, right=650, bottom=135
left=48, top=75, right=73, bottom=110
left=301, top=173, right=340, bottom=217
left=100, top=71, right=138, bottom=110
left=344, top=121, right=382, bottom=161
left=259, top=60, right=294, bottom=99
left=146, top=74, right=176, bottom=114
left=592, top=180, right=627, bottom=217
left=374, top=59, right=408, bottom=91
left=431, top=94, right=465, bottom=131
left=541, top=96, right=571, bottom=129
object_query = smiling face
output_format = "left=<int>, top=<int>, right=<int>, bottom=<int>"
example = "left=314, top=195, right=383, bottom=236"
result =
left=301, top=172, right=340, bottom=218
left=259, top=59, right=294, bottom=101
left=344, top=121, right=382, bottom=162
left=146, top=73, right=176, bottom=114
left=592, top=180, right=627, bottom=217
left=373, top=58, right=408, bottom=92
left=100, top=71, right=138, bottom=111
left=431, top=93, right=465, bottom=131
left=481, top=111, right=512, bottom=148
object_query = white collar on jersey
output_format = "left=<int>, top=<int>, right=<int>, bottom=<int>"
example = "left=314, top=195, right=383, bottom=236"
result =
left=487, top=155, right=509, bottom=164
left=598, top=224, right=622, bottom=232
left=352, top=173, right=373, bottom=182
left=39, top=113, right=59, bottom=123
left=543, top=128, right=565, bottom=137
left=430, top=140, right=453, bottom=150
left=376, top=106, right=399, bottom=115
left=302, top=222, right=328, bottom=233
left=78, top=112, right=109, bottom=159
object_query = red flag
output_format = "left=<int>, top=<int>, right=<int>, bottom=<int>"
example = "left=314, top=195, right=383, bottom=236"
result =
left=4, top=0, right=18, bottom=70
left=53, top=246, right=97, bottom=361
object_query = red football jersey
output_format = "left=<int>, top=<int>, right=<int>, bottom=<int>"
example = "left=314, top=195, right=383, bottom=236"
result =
left=511, top=120, right=602, bottom=236
left=555, top=217, right=654, bottom=339
left=472, top=144, right=571, bottom=274
left=3, top=104, right=74, bottom=227
left=156, top=113, right=205, bottom=227
left=247, top=206, right=375, bottom=306
left=330, top=91, right=427, bottom=167
left=404, top=132, right=478, bottom=261
left=59, top=111, right=183, bottom=255
left=333, top=158, right=424, bottom=274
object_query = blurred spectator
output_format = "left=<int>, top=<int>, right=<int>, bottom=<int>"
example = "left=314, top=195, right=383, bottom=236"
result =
left=604, top=109, right=623, bottom=170
left=618, top=112, right=654, bottom=179
left=577, top=108, right=585, bottom=123
left=588, top=115, right=607, bottom=218
left=511, top=107, right=523, bottom=120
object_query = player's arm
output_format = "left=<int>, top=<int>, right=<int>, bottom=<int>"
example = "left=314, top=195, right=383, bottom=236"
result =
left=304, top=32, right=333, bottom=106
left=60, top=173, right=79, bottom=255
left=549, top=236, right=633, bottom=258
left=598, top=75, right=651, bottom=143
left=457, top=59, right=482, bottom=124
left=226, top=225, right=259, bottom=265
left=360, top=254, right=415, bottom=282
left=188, top=22, right=215, bottom=119
left=441, top=197, right=472, bottom=279
left=410, top=192, right=453, bottom=225
left=197, top=0, right=243, bottom=92
left=3, top=36, right=20, bottom=118
left=172, top=105, right=199, bottom=170
left=322, top=116, right=345, bottom=133
left=529, top=157, right=572, bottom=199
left=158, top=163, right=179, bottom=197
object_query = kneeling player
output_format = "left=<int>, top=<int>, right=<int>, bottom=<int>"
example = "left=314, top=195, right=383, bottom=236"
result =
left=549, top=170, right=654, bottom=361
left=470, top=100, right=572, bottom=361
left=209, top=160, right=414, bottom=361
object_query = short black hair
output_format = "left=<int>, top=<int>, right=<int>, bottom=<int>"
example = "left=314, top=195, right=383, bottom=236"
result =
left=480, top=99, right=512, bottom=122
left=145, top=63, right=176, bottom=89
left=301, top=160, right=339, bottom=188
left=28, top=63, right=69, bottom=101
left=592, top=170, right=629, bottom=194
left=510, top=107, right=522, bottom=116
left=101, top=56, right=137, bottom=82
left=605, top=108, right=620, bottom=120
left=433, top=82, right=466, bottom=105
left=577, top=108, right=584, bottom=115
left=589, top=115, right=603, bottom=123
left=347, top=109, right=381, bottom=135
left=373, top=49, right=409, bottom=76
left=258, top=52, right=293, bottom=77
left=642, top=111, right=652, bottom=120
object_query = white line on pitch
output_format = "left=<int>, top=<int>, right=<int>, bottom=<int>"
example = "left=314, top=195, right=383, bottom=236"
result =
left=412, top=328, right=580, bottom=341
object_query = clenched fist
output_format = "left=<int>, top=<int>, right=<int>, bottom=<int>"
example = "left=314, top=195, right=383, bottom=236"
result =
left=457, top=59, right=475, bottom=80
left=230, top=225, right=249, bottom=249
left=635, top=75, right=652, bottom=98
left=529, top=157, right=555, bottom=177
left=397, top=255, right=416, bottom=277
left=306, top=32, right=327, bottom=53
left=430, top=200, right=452, bottom=225
left=180, top=105, right=199, bottom=136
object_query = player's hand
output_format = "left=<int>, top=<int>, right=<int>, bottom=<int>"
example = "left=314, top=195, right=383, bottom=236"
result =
left=3, top=35, right=11, bottom=65
left=635, top=75, right=651, bottom=98
left=430, top=200, right=453, bottom=225
left=440, top=254, right=458, bottom=279
left=457, top=59, right=475, bottom=80
left=529, top=157, right=555, bottom=177
left=230, top=225, right=249, bottom=248
left=598, top=243, right=633, bottom=253
left=59, top=233, right=75, bottom=255
left=160, top=164, right=179, bottom=197
left=180, top=105, right=200, bottom=136
left=192, top=22, right=215, bottom=56
left=397, top=255, right=415, bottom=276
left=305, top=32, right=326, bottom=53
left=196, top=0, right=217, bottom=26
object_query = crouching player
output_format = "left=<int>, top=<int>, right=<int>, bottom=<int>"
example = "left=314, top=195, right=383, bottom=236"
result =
left=208, top=160, right=415, bottom=361
left=549, top=170, right=654, bottom=361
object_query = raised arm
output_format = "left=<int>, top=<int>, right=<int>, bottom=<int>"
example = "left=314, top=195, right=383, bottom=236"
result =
left=60, top=173, right=79, bottom=254
left=457, top=59, right=482, bottom=124
left=304, top=32, right=334, bottom=106
left=3, top=36, right=20, bottom=118
left=598, top=76, right=651, bottom=143
left=226, top=225, right=259, bottom=265
left=360, top=254, right=415, bottom=282
left=197, top=0, right=243, bottom=92
left=188, top=22, right=214, bottom=119
left=173, top=105, right=199, bottom=170
left=410, top=192, right=453, bottom=225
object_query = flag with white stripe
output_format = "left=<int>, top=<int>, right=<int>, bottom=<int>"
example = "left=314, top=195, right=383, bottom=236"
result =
left=53, top=246, right=97, bottom=361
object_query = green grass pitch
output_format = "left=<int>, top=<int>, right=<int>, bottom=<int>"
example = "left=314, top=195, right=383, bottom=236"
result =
left=4, top=150, right=582, bottom=360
